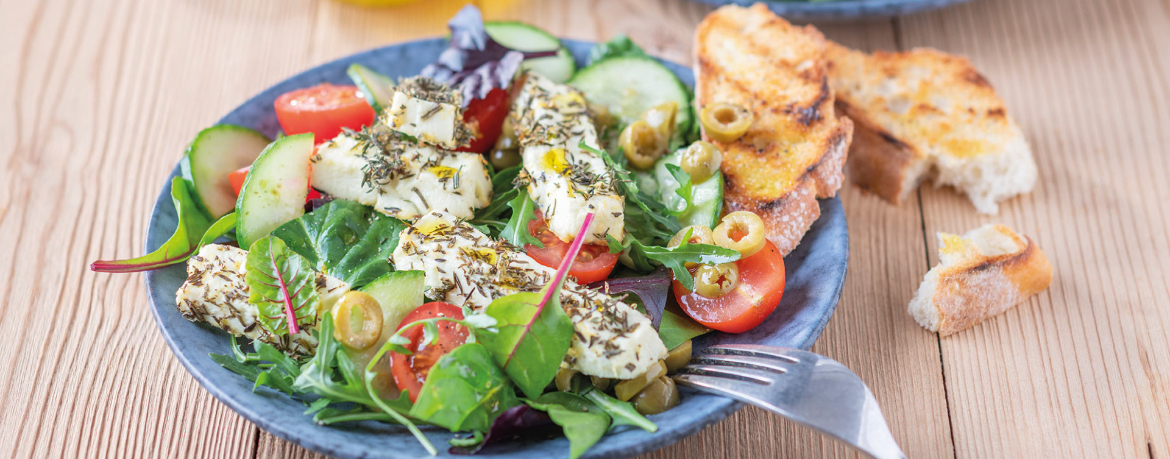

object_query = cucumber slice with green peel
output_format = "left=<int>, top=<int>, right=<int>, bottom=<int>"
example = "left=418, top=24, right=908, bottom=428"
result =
left=347, top=270, right=426, bottom=384
left=359, top=270, right=426, bottom=337
left=347, top=64, right=396, bottom=113
left=485, top=21, right=575, bottom=83
left=179, top=125, right=270, bottom=219
left=235, top=133, right=314, bottom=248
left=568, top=56, right=692, bottom=139
left=654, top=150, right=724, bottom=229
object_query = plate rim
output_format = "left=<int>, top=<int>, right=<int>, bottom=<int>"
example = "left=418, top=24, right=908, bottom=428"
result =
left=143, top=37, right=848, bottom=459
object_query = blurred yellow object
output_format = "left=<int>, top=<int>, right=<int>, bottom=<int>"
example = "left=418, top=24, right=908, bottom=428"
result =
left=336, top=0, right=421, bottom=7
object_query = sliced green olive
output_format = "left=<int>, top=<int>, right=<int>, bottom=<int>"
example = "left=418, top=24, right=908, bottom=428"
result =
left=694, top=262, right=740, bottom=298
left=631, top=376, right=681, bottom=415
left=620, top=120, right=665, bottom=170
left=555, top=367, right=578, bottom=392
left=664, top=340, right=693, bottom=373
left=614, top=360, right=667, bottom=401
left=679, top=141, right=723, bottom=184
left=490, top=148, right=522, bottom=170
left=332, top=291, right=383, bottom=350
left=713, top=211, right=767, bottom=258
left=700, top=102, right=753, bottom=143
left=643, top=101, right=679, bottom=141
left=499, top=116, right=519, bottom=148
left=669, top=225, right=715, bottom=248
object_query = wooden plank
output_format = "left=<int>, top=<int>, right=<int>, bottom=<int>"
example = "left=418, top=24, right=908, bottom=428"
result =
left=898, top=0, right=1170, bottom=456
left=0, top=0, right=318, bottom=456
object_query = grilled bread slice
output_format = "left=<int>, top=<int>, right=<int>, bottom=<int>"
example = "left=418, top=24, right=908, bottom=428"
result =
left=909, top=224, right=1053, bottom=336
left=694, top=4, right=853, bottom=256
left=825, top=44, right=1037, bottom=214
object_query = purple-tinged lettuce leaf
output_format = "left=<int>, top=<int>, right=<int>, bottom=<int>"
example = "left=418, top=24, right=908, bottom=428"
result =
left=448, top=404, right=556, bottom=455
left=421, top=5, right=558, bottom=105
left=587, top=267, right=672, bottom=328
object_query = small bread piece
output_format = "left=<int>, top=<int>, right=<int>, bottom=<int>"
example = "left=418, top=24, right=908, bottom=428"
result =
left=825, top=44, right=1037, bottom=214
left=909, top=224, right=1053, bottom=336
left=695, top=4, right=853, bottom=256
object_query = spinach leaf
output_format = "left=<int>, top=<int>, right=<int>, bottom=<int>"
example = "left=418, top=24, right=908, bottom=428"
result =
left=583, top=389, right=657, bottom=433
left=587, top=34, right=649, bottom=65
left=410, top=343, right=520, bottom=433
left=197, top=212, right=237, bottom=250
left=663, top=163, right=693, bottom=216
left=90, top=177, right=213, bottom=273
left=529, top=392, right=611, bottom=459
left=271, top=200, right=405, bottom=289
left=245, top=236, right=320, bottom=336
left=499, top=190, right=544, bottom=248
left=658, top=305, right=710, bottom=350
left=476, top=291, right=574, bottom=399
left=606, top=234, right=740, bottom=291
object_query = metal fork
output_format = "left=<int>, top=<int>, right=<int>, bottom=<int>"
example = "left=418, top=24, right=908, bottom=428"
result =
left=673, top=344, right=908, bottom=459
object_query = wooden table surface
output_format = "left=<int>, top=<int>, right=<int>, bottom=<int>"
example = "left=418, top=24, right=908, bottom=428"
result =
left=3, top=0, right=1169, bottom=457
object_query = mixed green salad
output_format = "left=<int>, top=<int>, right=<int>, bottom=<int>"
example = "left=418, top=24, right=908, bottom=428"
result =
left=92, top=5, right=787, bottom=457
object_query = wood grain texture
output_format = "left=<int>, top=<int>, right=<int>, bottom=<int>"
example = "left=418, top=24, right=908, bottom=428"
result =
left=3, top=0, right=1168, bottom=457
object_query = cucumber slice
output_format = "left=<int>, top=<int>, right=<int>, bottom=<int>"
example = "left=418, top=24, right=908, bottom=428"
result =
left=235, top=133, right=314, bottom=248
left=359, top=270, right=426, bottom=337
left=654, top=150, right=723, bottom=229
left=485, top=21, right=575, bottom=83
left=568, top=56, right=692, bottom=138
left=179, top=125, right=270, bottom=219
left=347, top=64, right=396, bottom=113
left=347, top=270, right=426, bottom=398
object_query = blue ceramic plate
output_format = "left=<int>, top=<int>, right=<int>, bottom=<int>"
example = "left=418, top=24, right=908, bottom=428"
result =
left=144, top=39, right=848, bottom=459
left=687, top=0, right=974, bottom=21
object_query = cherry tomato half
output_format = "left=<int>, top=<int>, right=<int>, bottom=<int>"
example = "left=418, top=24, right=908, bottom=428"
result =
left=672, top=240, right=786, bottom=333
left=456, top=88, right=510, bottom=154
left=274, top=83, right=376, bottom=142
left=524, top=213, right=619, bottom=284
left=389, top=302, right=469, bottom=403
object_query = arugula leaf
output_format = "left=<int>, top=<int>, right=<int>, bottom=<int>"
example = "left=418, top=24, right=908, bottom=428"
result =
left=197, top=211, right=237, bottom=250
left=90, top=177, right=213, bottom=273
left=293, top=314, right=370, bottom=405
left=271, top=200, right=404, bottom=289
left=476, top=292, right=574, bottom=399
left=491, top=165, right=523, bottom=194
left=584, top=142, right=679, bottom=244
left=499, top=190, right=544, bottom=248
left=209, top=353, right=262, bottom=382
left=255, top=369, right=296, bottom=395
left=606, top=234, right=740, bottom=291
left=529, top=392, right=611, bottom=459
left=409, top=343, right=521, bottom=433
left=587, top=34, right=649, bottom=65
left=583, top=389, right=657, bottom=433
left=663, top=163, right=693, bottom=216
left=245, top=236, right=320, bottom=336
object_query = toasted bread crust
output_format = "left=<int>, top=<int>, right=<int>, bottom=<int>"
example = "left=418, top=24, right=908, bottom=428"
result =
left=695, top=4, right=852, bottom=255
left=826, top=43, right=1036, bottom=214
left=916, top=226, right=1054, bottom=336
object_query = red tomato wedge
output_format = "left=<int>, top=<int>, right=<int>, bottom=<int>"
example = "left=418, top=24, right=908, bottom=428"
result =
left=524, top=213, right=619, bottom=285
left=274, top=83, right=376, bottom=142
left=456, top=88, right=510, bottom=154
left=672, top=240, right=786, bottom=333
left=389, top=302, right=469, bottom=403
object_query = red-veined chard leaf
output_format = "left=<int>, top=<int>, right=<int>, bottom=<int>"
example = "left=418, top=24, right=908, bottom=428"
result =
left=245, top=236, right=319, bottom=335
left=90, top=177, right=212, bottom=273
left=421, top=5, right=558, bottom=105
left=477, top=213, right=594, bottom=398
